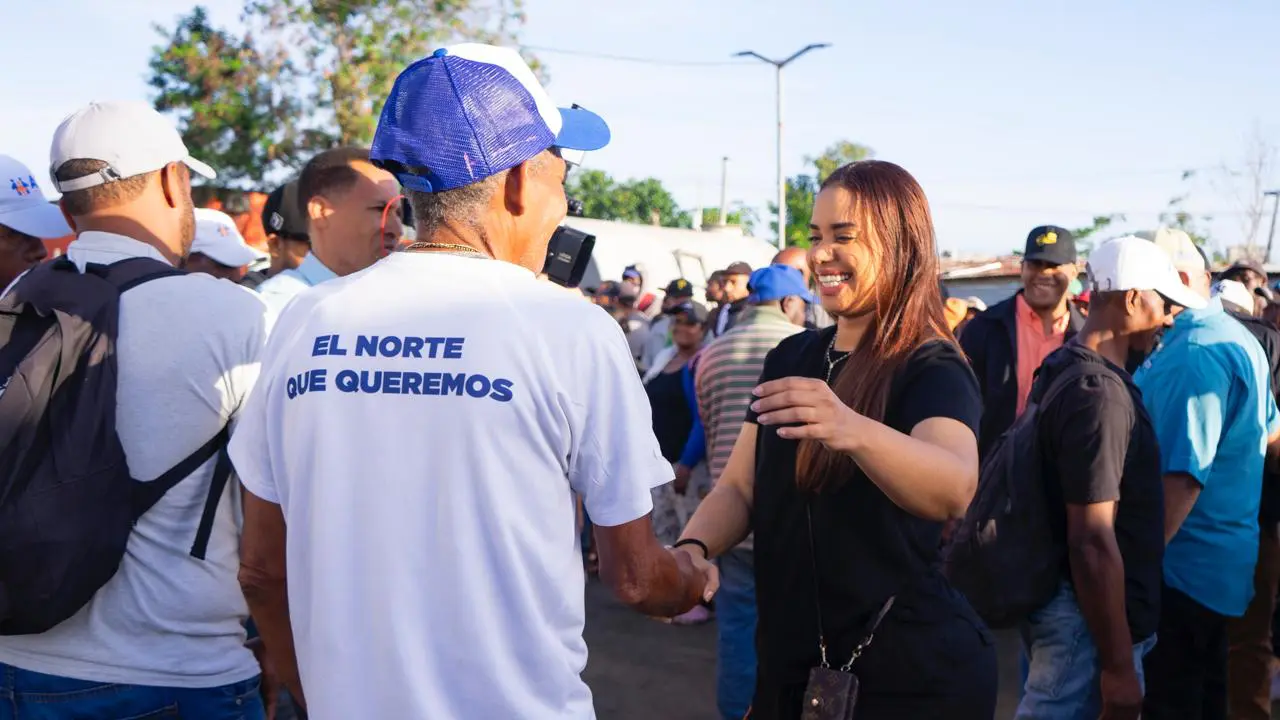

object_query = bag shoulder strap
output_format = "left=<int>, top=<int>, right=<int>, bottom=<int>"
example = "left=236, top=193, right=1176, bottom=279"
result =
left=131, top=424, right=230, bottom=521
left=91, top=257, right=185, bottom=293
left=1033, top=361, right=1122, bottom=416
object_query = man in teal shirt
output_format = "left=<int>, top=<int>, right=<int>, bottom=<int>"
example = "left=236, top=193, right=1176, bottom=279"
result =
left=1135, top=228, right=1280, bottom=719
left=257, top=147, right=403, bottom=314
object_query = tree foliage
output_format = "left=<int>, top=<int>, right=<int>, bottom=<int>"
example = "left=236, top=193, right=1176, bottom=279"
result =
left=768, top=141, right=874, bottom=247
left=566, top=170, right=690, bottom=228
left=149, top=1, right=534, bottom=187
left=698, top=204, right=758, bottom=234
left=148, top=7, right=312, bottom=187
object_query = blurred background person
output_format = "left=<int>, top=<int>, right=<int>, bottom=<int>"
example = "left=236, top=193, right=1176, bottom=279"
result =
left=260, top=179, right=311, bottom=278
left=643, top=300, right=711, bottom=552
left=255, top=147, right=401, bottom=314
left=679, top=160, right=995, bottom=719
left=772, top=245, right=831, bottom=329
left=0, top=154, right=67, bottom=294
left=709, top=262, right=752, bottom=338
left=184, top=207, right=269, bottom=284
left=961, top=225, right=1085, bottom=460
left=641, top=277, right=697, bottom=372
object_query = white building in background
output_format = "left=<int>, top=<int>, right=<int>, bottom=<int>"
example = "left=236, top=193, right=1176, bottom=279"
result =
left=565, top=217, right=778, bottom=295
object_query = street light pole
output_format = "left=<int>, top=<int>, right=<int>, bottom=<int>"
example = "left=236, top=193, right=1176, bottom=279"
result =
left=1265, top=190, right=1280, bottom=265
left=735, top=43, right=831, bottom=250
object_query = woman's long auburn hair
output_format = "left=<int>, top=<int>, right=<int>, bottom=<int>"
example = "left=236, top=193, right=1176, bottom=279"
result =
left=795, top=160, right=956, bottom=492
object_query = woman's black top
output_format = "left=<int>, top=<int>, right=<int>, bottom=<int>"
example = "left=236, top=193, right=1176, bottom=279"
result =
left=745, top=327, right=983, bottom=686
left=645, top=366, right=693, bottom=463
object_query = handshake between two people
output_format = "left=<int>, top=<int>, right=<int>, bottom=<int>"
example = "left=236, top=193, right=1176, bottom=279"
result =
left=595, top=517, right=720, bottom=619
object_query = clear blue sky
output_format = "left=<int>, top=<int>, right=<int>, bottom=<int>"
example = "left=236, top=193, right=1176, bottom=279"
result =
left=2, top=0, right=1277, bottom=256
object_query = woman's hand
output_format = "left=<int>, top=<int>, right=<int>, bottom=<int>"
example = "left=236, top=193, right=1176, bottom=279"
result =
left=751, top=377, right=864, bottom=453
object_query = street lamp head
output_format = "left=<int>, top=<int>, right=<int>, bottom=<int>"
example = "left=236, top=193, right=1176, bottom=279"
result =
left=1266, top=189, right=1280, bottom=197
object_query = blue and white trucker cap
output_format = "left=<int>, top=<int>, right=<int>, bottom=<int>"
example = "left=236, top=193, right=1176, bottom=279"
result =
left=371, top=43, right=611, bottom=193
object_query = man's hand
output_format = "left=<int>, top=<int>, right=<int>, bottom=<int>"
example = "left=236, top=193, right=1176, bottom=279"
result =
left=246, top=637, right=279, bottom=720
left=673, top=464, right=692, bottom=495
left=1099, top=666, right=1143, bottom=720
left=671, top=546, right=720, bottom=604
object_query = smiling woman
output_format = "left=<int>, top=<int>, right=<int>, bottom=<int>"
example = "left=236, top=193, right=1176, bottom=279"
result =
left=676, top=160, right=997, bottom=720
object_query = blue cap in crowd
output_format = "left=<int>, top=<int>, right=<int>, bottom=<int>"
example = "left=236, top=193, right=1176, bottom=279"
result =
left=747, top=264, right=816, bottom=304
left=371, top=43, right=611, bottom=193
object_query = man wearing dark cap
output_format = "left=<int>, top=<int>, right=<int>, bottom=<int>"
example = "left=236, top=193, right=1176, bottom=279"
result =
left=709, top=261, right=753, bottom=338
left=960, top=225, right=1086, bottom=459
left=260, top=180, right=310, bottom=278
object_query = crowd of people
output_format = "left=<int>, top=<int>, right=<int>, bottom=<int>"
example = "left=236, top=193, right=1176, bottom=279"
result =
left=2, top=39, right=1280, bottom=720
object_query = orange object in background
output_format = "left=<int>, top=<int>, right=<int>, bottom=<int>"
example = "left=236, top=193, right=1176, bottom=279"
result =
left=203, top=192, right=268, bottom=252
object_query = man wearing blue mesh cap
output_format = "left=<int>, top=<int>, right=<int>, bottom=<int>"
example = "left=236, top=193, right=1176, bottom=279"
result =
left=232, top=44, right=718, bottom=720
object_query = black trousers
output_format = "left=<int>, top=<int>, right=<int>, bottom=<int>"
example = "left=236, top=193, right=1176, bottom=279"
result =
left=1143, top=583, right=1229, bottom=720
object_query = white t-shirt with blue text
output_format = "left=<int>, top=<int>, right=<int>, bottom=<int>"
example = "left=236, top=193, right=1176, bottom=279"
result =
left=228, top=251, right=671, bottom=720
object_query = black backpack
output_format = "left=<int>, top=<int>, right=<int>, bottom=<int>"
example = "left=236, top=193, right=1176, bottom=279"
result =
left=942, top=362, right=1114, bottom=629
left=0, top=257, right=233, bottom=635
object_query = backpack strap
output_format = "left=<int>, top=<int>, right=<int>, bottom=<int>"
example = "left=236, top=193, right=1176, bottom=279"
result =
left=131, top=424, right=231, bottom=521
left=189, top=444, right=233, bottom=561
left=87, top=256, right=186, bottom=292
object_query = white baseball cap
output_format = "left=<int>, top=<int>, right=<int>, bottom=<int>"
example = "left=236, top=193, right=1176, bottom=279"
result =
left=191, top=208, right=267, bottom=268
left=0, top=155, right=72, bottom=239
left=1135, top=227, right=1205, bottom=273
left=1212, top=278, right=1256, bottom=315
left=49, top=101, right=216, bottom=193
left=1087, top=235, right=1207, bottom=310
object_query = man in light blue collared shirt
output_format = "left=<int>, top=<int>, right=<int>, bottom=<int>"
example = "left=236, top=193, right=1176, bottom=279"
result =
left=1134, top=228, right=1280, bottom=718
left=256, top=147, right=403, bottom=314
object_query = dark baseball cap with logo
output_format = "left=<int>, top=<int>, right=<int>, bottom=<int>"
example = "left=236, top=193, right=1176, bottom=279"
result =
left=1024, top=225, right=1077, bottom=266
left=665, top=278, right=694, bottom=300
left=262, top=180, right=309, bottom=242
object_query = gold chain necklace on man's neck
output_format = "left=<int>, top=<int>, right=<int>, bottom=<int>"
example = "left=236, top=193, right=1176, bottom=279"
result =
left=404, top=241, right=490, bottom=258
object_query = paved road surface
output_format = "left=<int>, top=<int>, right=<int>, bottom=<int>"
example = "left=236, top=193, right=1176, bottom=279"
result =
left=582, top=579, right=1024, bottom=719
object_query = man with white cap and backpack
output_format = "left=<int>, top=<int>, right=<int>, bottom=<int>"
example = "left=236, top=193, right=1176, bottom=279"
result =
left=0, top=101, right=271, bottom=718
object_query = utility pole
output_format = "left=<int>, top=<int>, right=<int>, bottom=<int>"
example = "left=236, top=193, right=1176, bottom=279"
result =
left=718, top=156, right=730, bottom=226
left=735, top=43, right=831, bottom=250
left=1266, top=190, right=1280, bottom=265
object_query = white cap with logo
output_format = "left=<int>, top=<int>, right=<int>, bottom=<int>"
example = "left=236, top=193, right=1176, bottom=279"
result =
left=1087, top=235, right=1207, bottom=310
left=0, top=155, right=72, bottom=239
left=49, top=100, right=216, bottom=193
left=1212, top=278, right=1256, bottom=315
left=191, top=208, right=267, bottom=268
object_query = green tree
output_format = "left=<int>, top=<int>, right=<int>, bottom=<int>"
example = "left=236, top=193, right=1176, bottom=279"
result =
left=246, top=0, right=535, bottom=147
left=768, top=140, right=874, bottom=247
left=150, top=1, right=535, bottom=186
left=148, top=7, right=312, bottom=187
left=565, top=170, right=690, bottom=228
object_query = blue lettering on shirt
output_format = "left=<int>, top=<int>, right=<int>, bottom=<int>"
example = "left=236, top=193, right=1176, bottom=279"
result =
left=291, top=335, right=511, bottom=402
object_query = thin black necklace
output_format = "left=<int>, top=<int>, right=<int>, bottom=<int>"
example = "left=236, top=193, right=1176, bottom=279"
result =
left=825, top=335, right=851, bottom=384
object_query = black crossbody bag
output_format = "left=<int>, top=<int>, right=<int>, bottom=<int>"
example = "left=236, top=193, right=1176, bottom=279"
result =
left=800, top=502, right=896, bottom=720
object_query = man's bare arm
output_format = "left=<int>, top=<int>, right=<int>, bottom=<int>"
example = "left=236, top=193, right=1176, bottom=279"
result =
left=239, top=489, right=306, bottom=709
left=594, top=513, right=717, bottom=617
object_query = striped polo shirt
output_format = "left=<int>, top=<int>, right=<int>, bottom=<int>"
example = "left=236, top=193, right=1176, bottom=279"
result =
left=695, top=305, right=805, bottom=484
